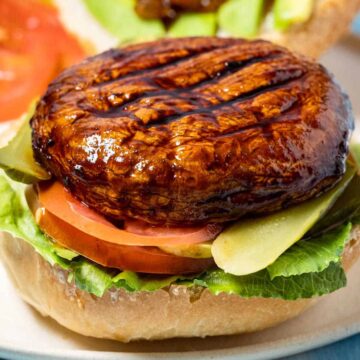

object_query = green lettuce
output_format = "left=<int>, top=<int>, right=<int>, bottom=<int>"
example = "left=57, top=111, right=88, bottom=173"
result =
left=267, top=223, right=351, bottom=279
left=197, top=263, right=346, bottom=300
left=0, top=103, right=50, bottom=184
left=112, top=271, right=187, bottom=292
left=0, top=170, right=70, bottom=267
left=73, top=261, right=113, bottom=297
left=0, top=171, right=355, bottom=299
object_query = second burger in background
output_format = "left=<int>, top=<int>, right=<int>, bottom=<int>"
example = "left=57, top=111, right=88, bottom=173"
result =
left=54, top=0, right=360, bottom=56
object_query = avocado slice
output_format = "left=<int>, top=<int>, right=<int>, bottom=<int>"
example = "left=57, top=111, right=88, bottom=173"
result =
left=169, top=13, right=217, bottom=37
left=212, top=165, right=355, bottom=276
left=218, top=0, right=264, bottom=38
left=0, top=103, right=50, bottom=184
left=159, top=242, right=212, bottom=259
left=273, top=0, right=314, bottom=31
left=83, top=0, right=165, bottom=43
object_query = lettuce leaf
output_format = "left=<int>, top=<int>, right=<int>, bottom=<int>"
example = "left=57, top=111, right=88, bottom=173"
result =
left=0, top=172, right=352, bottom=299
left=0, top=170, right=69, bottom=268
left=73, top=261, right=113, bottom=297
left=0, top=103, right=50, bottom=184
left=196, top=262, right=346, bottom=300
left=267, top=223, right=352, bottom=279
left=112, top=271, right=189, bottom=292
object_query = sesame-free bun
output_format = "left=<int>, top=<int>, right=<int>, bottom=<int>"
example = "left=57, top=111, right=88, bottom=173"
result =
left=1, top=227, right=359, bottom=342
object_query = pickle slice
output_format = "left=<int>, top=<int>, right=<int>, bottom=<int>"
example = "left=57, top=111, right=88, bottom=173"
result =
left=212, top=166, right=355, bottom=276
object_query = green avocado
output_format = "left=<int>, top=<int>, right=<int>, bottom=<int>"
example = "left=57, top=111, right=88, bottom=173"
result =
left=0, top=103, right=50, bottom=184
left=273, top=0, right=314, bottom=31
left=212, top=165, right=355, bottom=276
left=218, top=0, right=264, bottom=38
left=169, top=13, right=217, bottom=37
left=83, top=0, right=165, bottom=43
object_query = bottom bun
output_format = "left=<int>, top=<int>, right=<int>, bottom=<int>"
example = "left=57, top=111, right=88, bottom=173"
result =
left=1, top=228, right=360, bottom=342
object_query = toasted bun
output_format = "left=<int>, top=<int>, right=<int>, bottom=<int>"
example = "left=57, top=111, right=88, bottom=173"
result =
left=260, top=0, right=360, bottom=58
left=1, top=226, right=360, bottom=342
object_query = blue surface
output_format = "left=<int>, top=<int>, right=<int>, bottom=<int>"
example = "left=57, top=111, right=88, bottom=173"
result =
left=285, top=334, right=360, bottom=360
left=352, top=14, right=360, bottom=33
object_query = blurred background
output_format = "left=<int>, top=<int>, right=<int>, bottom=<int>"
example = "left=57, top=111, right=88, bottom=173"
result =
left=322, top=13, right=360, bottom=121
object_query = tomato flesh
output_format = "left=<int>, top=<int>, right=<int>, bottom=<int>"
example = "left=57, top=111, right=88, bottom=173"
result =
left=0, top=0, right=85, bottom=121
left=38, top=208, right=215, bottom=274
left=38, top=181, right=222, bottom=246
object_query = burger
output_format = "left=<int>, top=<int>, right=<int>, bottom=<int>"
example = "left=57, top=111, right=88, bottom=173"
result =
left=0, top=37, right=359, bottom=342
left=54, top=0, right=360, bottom=57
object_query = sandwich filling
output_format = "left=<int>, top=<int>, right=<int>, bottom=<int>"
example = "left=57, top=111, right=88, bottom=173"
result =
left=0, top=37, right=359, bottom=300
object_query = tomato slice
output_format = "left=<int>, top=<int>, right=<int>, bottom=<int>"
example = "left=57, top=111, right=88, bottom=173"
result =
left=0, top=0, right=85, bottom=122
left=37, top=208, right=215, bottom=274
left=38, top=181, right=222, bottom=246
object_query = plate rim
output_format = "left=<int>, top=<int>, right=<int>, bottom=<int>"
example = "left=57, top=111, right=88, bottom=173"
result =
left=1, top=319, right=359, bottom=360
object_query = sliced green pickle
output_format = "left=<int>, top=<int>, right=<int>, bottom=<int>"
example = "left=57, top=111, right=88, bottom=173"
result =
left=273, top=0, right=314, bottom=31
left=0, top=103, right=50, bottom=184
left=83, top=0, right=165, bottom=43
left=169, top=13, right=217, bottom=37
left=212, top=165, right=355, bottom=276
left=218, top=0, right=264, bottom=38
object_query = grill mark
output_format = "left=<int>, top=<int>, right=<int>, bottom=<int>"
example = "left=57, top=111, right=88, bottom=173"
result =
left=93, top=41, right=237, bottom=87
left=91, top=45, right=283, bottom=107
left=154, top=52, right=282, bottom=90
left=145, top=77, right=303, bottom=129
left=164, top=99, right=301, bottom=152
left=215, top=104, right=301, bottom=140
left=93, top=53, right=285, bottom=119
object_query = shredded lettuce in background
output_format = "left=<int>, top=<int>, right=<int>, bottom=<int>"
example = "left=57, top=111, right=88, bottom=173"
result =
left=0, top=171, right=357, bottom=298
left=83, top=0, right=165, bottom=43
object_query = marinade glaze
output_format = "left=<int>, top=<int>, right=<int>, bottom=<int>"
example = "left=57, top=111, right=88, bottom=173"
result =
left=31, top=37, right=353, bottom=226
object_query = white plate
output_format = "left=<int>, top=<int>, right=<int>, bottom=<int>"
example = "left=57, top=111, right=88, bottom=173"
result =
left=1, top=36, right=360, bottom=360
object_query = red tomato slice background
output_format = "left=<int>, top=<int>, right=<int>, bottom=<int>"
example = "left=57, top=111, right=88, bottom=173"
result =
left=0, top=0, right=85, bottom=122
left=38, top=209, right=215, bottom=274
left=38, top=181, right=223, bottom=246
